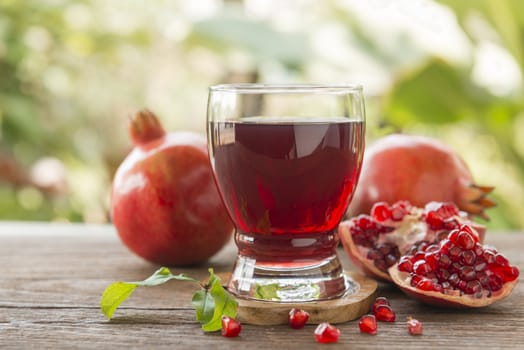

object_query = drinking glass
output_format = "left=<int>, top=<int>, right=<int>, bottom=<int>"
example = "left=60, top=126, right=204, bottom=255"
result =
left=207, top=84, right=365, bottom=302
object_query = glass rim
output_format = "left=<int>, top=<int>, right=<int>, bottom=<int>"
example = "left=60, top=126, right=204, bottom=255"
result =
left=209, top=83, right=363, bottom=94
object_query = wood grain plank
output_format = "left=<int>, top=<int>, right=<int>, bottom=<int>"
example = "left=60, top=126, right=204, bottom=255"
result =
left=1, top=305, right=523, bottom=349
left=0, top=223, right=523, bottom=349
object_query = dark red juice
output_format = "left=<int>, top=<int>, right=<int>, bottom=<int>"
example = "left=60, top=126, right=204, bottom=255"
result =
left=210, top=117, right=364, bottom=261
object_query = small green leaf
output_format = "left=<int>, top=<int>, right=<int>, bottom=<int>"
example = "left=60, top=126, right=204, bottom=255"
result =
left=100, top=267, right=238, bottom=332
left=100, top=267, right=199, bottom=320
left=254, top=283, right=281, bottom=301
left=201, top=269, right=238, bottom=332
left=135, top=267, right=198, bottom=286
left=100, top=282, right=137, bottom=320
left=191, top=289, right=215, bottom=324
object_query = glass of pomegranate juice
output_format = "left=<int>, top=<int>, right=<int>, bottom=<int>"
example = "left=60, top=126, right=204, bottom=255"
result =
left=207, top=84, right=366, bottom=302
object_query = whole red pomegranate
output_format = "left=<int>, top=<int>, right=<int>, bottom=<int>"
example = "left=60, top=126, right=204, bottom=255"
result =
left=348, top=134, right=495, bottom=220
left=111, top=110, right=234, bottom=266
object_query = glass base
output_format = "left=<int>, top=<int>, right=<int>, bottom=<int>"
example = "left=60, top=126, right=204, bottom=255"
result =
left=227, top=252, right=355, bottom=302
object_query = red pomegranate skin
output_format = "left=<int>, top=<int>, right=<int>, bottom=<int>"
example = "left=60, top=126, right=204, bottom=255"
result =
left=348, top=134, right=493, bottom=218
left=111, top=130, right=234, bottom=266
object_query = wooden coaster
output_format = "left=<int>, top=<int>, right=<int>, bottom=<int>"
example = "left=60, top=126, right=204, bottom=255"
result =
left=226, top=271, right=377, bottom=325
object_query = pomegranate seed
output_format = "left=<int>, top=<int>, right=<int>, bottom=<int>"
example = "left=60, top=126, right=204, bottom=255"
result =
left=443, top=218, right=460, bottom=230
left=396, top=200, right=412, bottom=210
left=411, top=274, right=423, bottom=287
left=407, top=317, right=423, bottom=335
left=371, top=297, right=391, bottom=313
left=459, top=266, right=476, bottom=281
left=448, top=229, right=460, bottom=244
left=450, top=262, right=462, bottom=273
left=436, top=268, right=450, bottom=281
left=448, top=246, right=461, bottom=262
left=384, top=253, right=398, bottom=267
left=416, top=277, right=437, bottom=291
left=371, top=202, right=391, bottom=221
left=459, top=225, right=479, bottom=241
left=464, top=280, right=482, bottom=294
left=374, top=304, right=396, bottom=322
left=398, top=256, right=413, bottom=272
left=412, top=240, right=429, bottom=253
left=413, top=251, right=426, bottom=261
left=482, top=251, right=496, bottom=264
left=488, top=275, right=503, bottom=292
left=359, top=315, right=377, bottom=334
left=439, top=254, right=452, bottom=268
left=456, top=231, right=476, bottom=250
left=440, top=202, right=459, bottom=216
left=413, top=260, right=431, bottom=275
left=221, top=316, right=241, bottom=337
left=314, top=323, right=340, bottom=343
left=425, top=252, right=440, bottom=270
left=288, top=308, right=309, bottom=329
left=425, top=211, right=443, bottom=230
left=488, top=275, right=503, bottom=291
left=390, top=207, right=405, bottom=221
left=474, top=261, right=487, bottom=272
left=493, top=265, right=520, bottom=282
left=439, top=239, right=452, bottom=254
left=448, top=273, right=459, bottom=286
left=495, top=254, right=509, bottom=267
left=457, top=280, right=467, bottom=290
left=460, top=250, right=476, bottom=266
left=474, top=243, right=484, bottom=256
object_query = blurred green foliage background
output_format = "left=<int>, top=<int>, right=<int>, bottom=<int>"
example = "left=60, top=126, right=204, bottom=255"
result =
left=0, top=0, right=523, bottom=229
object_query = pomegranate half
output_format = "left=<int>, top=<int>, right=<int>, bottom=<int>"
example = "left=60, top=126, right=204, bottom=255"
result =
left=339, top=201, right=485, bottom=281
left=389, top=224, right=519, bottom=308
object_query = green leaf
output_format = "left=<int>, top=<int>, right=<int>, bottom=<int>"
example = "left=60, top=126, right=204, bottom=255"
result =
left=100, top=282, right=137, bottom=320
left=254, top=283, right=281, bottom=301
left=100, top=267, right=238, bottom=332
left=100, top=267, right=198, bottom=320
left=384, top=59, right=490, bottom=125
left=191, top=289, right=215, bottom=324
left=201, top=269, right=238, bottom=332
left=135, top=267, right=198, bottom=286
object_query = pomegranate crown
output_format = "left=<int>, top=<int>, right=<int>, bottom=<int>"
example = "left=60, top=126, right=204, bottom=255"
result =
left=128, top=109, right=166, bottom=146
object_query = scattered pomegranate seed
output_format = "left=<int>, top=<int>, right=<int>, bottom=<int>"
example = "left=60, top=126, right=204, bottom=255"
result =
left=407, top=317, right=423, bottom=335
left=371, top=296, right=390, bottom=313
left=374, top=304, right=396, bottom=322
left=288, top=308, right=310, bottom=329
left=221, top=316, right=241, bottom=337
left=314, top=323, right=340, bottom=343
left=359, top=315, right=377, bottom=334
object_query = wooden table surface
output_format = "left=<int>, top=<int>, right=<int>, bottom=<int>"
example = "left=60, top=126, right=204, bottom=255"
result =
left=0, top=222, right=522, bottom=349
